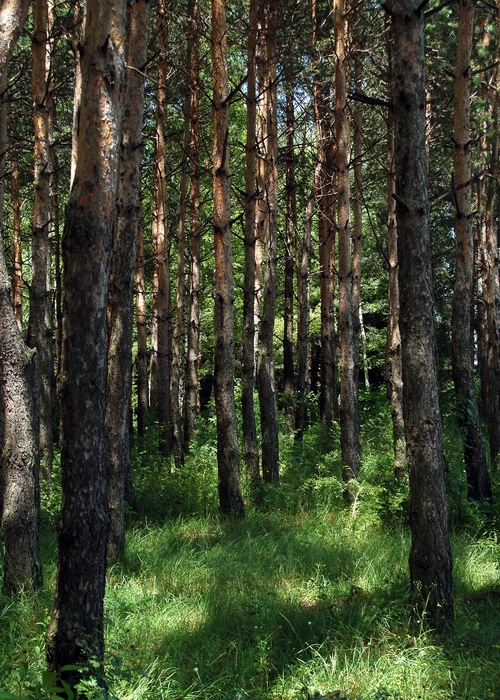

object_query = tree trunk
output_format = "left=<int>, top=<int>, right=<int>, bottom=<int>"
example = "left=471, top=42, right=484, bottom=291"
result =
left=10, top=121, right=22, bottom=331
left=313, top=0, right=337, bottom=430
left=451, top=0, right=491, bottom=502
left=384, top=17, right=405, bottom=477
left=0, top=0, right=41, bottom=597
left=184, top=0, right=201, bottom=448
left=241, top=0, right=260, bottom=484
left=352, top=56, right=363, bottom=401
left=336, top=0, right=360, bottom=485
left=212, top=0, right=245, bottom=517
left=283, top=67, right=296, bottom=428
left=28, top=0, right=54, bottom=476
left=106, top=0, right=150, bottom=565
left=256, top=0, right=279, bottom=484
left=389, top=0, right=454, bottom=627
left=151, top=0, right=172, bottom=455
left=45, top=0, right=127, bottom=680
left=135, top=202, right=149, bottom=438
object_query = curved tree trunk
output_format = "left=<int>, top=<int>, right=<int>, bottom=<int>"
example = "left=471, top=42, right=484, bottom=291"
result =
left=451, top=0, right=491, bottom=502
left=106, top=0, right=150, bottom=564
left=45, top=0, right=127, bottom=680
left=390, top=0, right=454, bottom=627
left=212, top=0, right=245, bottom=517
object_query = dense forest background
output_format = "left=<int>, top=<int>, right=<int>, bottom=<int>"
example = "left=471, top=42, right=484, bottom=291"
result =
left=0, top=0, right=500, bottom=697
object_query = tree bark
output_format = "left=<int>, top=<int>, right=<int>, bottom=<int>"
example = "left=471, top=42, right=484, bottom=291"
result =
left=283, top=67, right=296, bottom=428
left=151, top=0, right=172, bottom=455
left=313, top=0, right=337, bottom=430
left=106, top=0, right=149, bottom=564
left=451, top=0, right=491, bottom=502
left=389, top=0, right=454, bottom=627
left=45, top=0, right=127, bottom=679
left=10, top=121, right=22, bottom=330
left=256, top=0, right=279, bottom=483
left=28, top=0, right=54, bottom=475
left=135, top=201, right=149, bottom=438
left=336, top=0, right=360, bottom=485
left=384, top=17, right=405, bottom=477
left=184, top=0, right=202, bottom=448
left=212, top=0, right=245, bottom=517
left=241, top=0, right=260, bottom=484
left=0, top=0, right=42, bottom=597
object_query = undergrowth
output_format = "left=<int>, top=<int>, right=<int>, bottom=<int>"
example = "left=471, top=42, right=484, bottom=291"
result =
left=1, top=387, right=499, bottom=699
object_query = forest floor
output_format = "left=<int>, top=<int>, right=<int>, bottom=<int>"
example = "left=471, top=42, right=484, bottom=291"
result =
left=1, top=387, right=500, bottom=699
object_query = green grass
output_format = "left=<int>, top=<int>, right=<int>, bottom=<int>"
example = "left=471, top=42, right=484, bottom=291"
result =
left=1, top=388, right=500, bottom=699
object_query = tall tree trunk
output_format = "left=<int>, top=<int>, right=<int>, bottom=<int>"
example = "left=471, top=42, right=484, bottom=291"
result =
left=295, top=181, right=315, bottom=441
left=241, top=0, right=260, bottom=484
left=184, top=0, right=201, bottom=448
left=451, top=0, right=491, bottom=501
left=313, top=0, right=337, bottom=430
left=384, top=17, right=405, bottom=477
left=45, top=0, right=127, bottom=680
left=135, top=201, right=149, bottom=437
left=336, top=0, right=360, bottom=484
left=212, top=0, right=245, bottom=517
left=106, top=0, right=150, bottom=564
left=0, top=0, right=41, bottom=597
left=28, top=0, right=54, bottom=475
left=283, top=67, right=296, bottom=428
left=352, top=56, right=363, bottom=404
left=10, top=121, right=22, bottom=330
left=151, top=0, right=172, bottom=455
left=171, top=41, right=191, bottom=469
left=389, top=0, right=454, bottom=627
left=256, top=0, right=279, bottom=483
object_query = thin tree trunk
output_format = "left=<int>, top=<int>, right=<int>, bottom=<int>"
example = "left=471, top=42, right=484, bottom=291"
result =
left=389, top=0, right=454, bottom=627
left=295, top=181, right=315, bottom=441
left=451, top=0, right=491, bottom=501
left=45, top=0, right=127, bottom=679
left=171, top=38, right=191, bottom=469
left=28, top=0, right=54, bottom=475
left=184, top=0, right=201, bottom=448
left=384, top=17, right=405, bottom=477
left=0, top=0, right=41, bottom=597
left=135, top=201, right=149, bottom=437
left=283, top=67, right=296, bottom=428
left=10, top=121, right=22, bottom=330
left=151, top=0, right=172, bottom=455
left=241, top=0, right=260, bottom=484
left=256, top=0, right=279, bottom=483
left=313, top=0, right=337, bottom=430
left=336, top=0, right=360, bottom=485
left=212, top=0, right=245, bottom=517
left=352, top=56, right=363, bottom=402
left=106, top=0, right=150, bottom=564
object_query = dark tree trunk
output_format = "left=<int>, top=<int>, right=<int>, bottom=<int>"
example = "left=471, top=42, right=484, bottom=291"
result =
left=384, top=18, right=406, bottom=477
left=106, top=0, right=150, bottom=564
left=45, top=0, right=127, bottom=680
left=135, top=203, right=149, bottom=438
left=336, top=0, right=360, bottom=484
left=241, top=0, right=260, bottom=485
left=183, top=0, right=201, bottom=449
left=451, top=0, right=491, bottom=502
left=389, top=0, right=454, bottom=627
left=256, top=0, right=279, bottom=484
left=28, top=0, right=54, bottom=476
left=212, top=0, right=245, bottom=517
